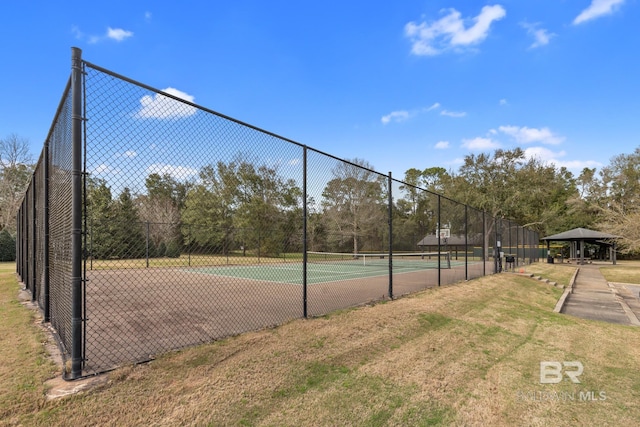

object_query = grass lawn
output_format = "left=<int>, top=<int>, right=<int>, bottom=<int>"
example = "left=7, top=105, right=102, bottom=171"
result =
left=1, top=261, right=639, bottom=426
left=600, top=260, right=640, bottom=284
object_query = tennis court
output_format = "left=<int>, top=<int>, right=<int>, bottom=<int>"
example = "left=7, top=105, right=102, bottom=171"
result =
left=80, top=252, right=480, bottom=374
left=186, top=251, right=458, bottom=285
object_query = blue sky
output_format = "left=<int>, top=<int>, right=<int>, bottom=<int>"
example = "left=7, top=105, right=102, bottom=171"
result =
left=2, top=0, right=639, bottom=180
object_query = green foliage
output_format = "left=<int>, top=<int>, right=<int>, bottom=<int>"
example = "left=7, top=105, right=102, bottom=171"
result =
left=111, top=188, right=146, bottom=259
left=596, top=148, right=640, bottom=254
left=320, top=158, right=387, bottom=253
left=0, top=229, right=15, bottom=261
left=182, top=157, right=301, bottom=257
left=165, top=240, right=181, bottom=258
left=155, top=241, right=166, bottom=258
left=86, top=180, right=145, bottom=260
left=395, top=145, right=640, bottom=257
left=138, top=173, right=186, bottom=253
left=402, top=148, right=580, bottom=237
left=86, top=178, right=114, bottom=260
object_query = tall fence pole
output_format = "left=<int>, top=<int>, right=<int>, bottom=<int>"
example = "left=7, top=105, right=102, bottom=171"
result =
left=437, top=195, right=441, bottom=286
left=31, top=178, right=37, bottom=302
left=388, top=172, right=393, bottom=300
left=464, top=205, right=468, bottom=281
left=43, top=141, right=50, bottom=322
left=70, top=47, right=84, bottom=379
left=302, top=146, right=308, bottom=318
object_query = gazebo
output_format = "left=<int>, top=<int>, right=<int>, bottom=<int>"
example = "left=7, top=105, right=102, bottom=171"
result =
left=541, top=227, right=619, bottom=265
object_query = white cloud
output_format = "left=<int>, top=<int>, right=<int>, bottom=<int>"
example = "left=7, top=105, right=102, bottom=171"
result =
left=554, top=159, right=603, bottom=170
left=521, top=22, right=555, bottom=48
left=115, top=150, right=138, bottom=159
left=135, top=88, right=197, bottom=119
left=145, top=11, right=152, bottom=22
left=381, top=110, right=411, bottom=125
left=498, top=125, right=565, bottom=145
left=405, top=5, right=506, bottom=56
left=71, top=26, right=83, bottom=40
left=90, top=164, right=121, bottom=175
left=426, top=102, right=441, bottom=111
left=462, top=137, right=500, bottom=151
left=524, top=146, right=566, bottom=162
left=146, top=163, right=198, bottom=179
left=574, top=0, right=625, bottom=25
left=524, top=147, right=602, bottom=171
left=446, top=157, right=465, bottom=166
left=499, top=99, right=508, bottom=106
left=435, top=141, right=450, bottom=149
left=76, top=26, right=134, bottom=44
left=441, top=110, right=467, bottom=118
left=107, top=27, right=134, bottom=42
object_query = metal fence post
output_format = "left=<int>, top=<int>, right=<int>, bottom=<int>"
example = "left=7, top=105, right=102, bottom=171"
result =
left=437, top=194, right=441, bottom=286
left=482, top=211, right=489, bottom=276
left=464, top=204, right=468, bottom=281
left=31, top=173, right=37, bottom=302
left=70, top=47, right=84, bottom=379
left=302, top=146, right=308, bottom=318
left=388, top=172, right=393, bottom=300
left=15, top=210, right=19, bottom=278
left=44, top=140, right=50, bottom=322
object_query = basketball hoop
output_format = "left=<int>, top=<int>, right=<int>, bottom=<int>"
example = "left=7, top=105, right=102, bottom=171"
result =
left=437, top=228, right=451, bottom=240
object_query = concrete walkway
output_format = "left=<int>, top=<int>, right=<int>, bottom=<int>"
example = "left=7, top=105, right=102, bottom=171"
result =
left=561, top=264, right=640, bottom=326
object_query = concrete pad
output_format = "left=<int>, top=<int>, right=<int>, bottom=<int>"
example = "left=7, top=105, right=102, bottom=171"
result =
left=561, top=266, right=639, bottom=326
left=45, top=375, right=108, bottom=401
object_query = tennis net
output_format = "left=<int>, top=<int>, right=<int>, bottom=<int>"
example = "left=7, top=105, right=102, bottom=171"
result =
left=306, top=251, right=451, bottom=269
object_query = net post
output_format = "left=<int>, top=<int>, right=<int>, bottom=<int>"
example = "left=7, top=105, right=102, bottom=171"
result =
left=70, top=46, right=84, bottom=379
left=388, top=171, right=393, bottom=300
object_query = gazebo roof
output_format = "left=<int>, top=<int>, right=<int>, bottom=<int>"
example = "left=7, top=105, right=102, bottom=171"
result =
left=541, top=227, right=618, bottom=242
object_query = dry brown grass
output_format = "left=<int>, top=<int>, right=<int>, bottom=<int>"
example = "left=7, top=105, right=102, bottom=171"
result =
left=519, top=262, right=577, bottom=287
left=600, top=260, right=640, bottom=284
left=0, top=264, right=58, bottom=426
left=2, top=262, right=640, bottom=426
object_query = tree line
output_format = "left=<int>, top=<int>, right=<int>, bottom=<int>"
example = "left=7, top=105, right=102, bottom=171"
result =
left=402, top=147, right=640, bottom=255
left=4, top=131, right=640, bottom=259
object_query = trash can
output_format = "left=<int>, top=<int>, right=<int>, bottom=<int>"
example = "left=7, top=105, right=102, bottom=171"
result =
left=547, top=255, right=554, bottom=264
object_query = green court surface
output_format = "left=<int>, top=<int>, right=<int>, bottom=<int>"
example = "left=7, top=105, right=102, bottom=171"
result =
left=185, top=258, right=466, bottom=285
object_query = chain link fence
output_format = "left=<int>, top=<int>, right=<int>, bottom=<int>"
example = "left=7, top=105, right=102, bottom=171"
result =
left=17, top=48, right=540, bottom=379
